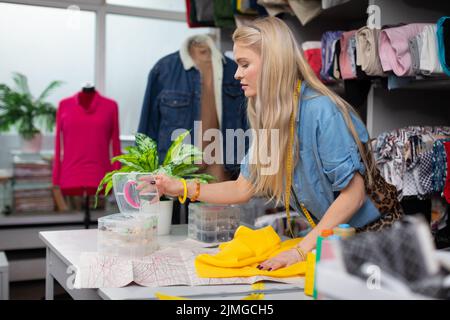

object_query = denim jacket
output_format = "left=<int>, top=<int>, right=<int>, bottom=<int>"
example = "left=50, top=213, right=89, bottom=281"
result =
left=137, top=50, right=248, bottom=178
left=241, top=83, right=381, bottom=228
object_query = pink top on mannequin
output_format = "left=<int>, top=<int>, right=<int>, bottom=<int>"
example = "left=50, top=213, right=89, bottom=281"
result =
left=52, top=90, right=121, bottom=193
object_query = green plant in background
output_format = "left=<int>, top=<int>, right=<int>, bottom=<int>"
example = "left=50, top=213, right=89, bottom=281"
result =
left=0, top=72, right=63, bottom=139
left=95, top=131, right=215, bottom=207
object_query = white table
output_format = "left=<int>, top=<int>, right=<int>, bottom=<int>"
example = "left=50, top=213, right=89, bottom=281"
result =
left=39, top=225, right=309, bottom=300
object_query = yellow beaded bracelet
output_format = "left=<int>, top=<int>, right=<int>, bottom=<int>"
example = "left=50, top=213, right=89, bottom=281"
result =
left=178, top=178, right=187, bottom=204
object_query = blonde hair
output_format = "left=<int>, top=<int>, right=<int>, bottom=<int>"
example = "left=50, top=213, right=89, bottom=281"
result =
left=232, top=17, right=375, bottom=204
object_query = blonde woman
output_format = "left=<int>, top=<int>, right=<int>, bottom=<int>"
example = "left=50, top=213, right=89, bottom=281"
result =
left=141, top=17, right=403, bottom=271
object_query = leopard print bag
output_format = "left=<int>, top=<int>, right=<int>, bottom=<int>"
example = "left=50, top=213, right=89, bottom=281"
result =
left=356, top=147, right=404, bottom=233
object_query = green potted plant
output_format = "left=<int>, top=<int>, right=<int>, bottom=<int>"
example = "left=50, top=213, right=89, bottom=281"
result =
left=95, top=131, right=215, bottom=228
left=0, top=72, right=63, bottom=153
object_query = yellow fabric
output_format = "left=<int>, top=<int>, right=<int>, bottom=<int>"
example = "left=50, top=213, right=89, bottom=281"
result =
left=155, top=292, right=265, bottom=300
left=304, top=252, right=316, bottom=296
left=242, top=293, right=265, bottom=300
left=195, top=226, right=307, bottom=278
left=251, top=282, right=265, bottom=290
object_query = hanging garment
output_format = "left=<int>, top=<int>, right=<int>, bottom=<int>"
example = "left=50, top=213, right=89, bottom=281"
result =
left=195, top=225, right=306, bottom=278
left=213, top=0, right=236, bottom=28
left=302, top=41, right=322, bottom=80
left=332, top=39, right=342, bottom=79
left=288, top=0, right=323, bottom=26
left=403, top=167, right=419, bottom=197
left=418, top=150, right=434, bottom=196
left=52, top=91, right=121, bottom=190
left=437, top=16, right=450, bottom=76
left=355, top=27, right=385, bottom=77
left=321, top=0, right=350, bottom=9
left=233, top=0, right=267, bottom=15
left=186, top=0, right=213, bottom=27
left=374, top=127, right=450, bottom=200
left=418, top=25, right=444, bottom=75
left=193, top=0, right=215, bottom=25
left=320, top=31, right=344, bottom=81
left=432, top=139, right=450, bottom=193
left=137, top=35, right=248, bottom=179
left=339, top=30, right=358, bottom=80
left=444, top=142, right=450, bottom=204
left=379, top=23, right=428, bottom=76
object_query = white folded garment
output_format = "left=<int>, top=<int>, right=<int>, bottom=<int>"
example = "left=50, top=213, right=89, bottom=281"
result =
left=418, top=25, right=444, bottom=75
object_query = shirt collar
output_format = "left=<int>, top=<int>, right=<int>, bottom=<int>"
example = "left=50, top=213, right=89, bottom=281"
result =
left=179, top=35, right=225, bottom=70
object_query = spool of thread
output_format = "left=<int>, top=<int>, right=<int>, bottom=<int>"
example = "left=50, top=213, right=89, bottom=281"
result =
left=333, top=224, right=355, bottom=238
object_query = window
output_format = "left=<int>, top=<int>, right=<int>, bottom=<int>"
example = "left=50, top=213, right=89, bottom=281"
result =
left=0, top=3, right=95, bottom=113
left=105, top=14, right=212, bottom=135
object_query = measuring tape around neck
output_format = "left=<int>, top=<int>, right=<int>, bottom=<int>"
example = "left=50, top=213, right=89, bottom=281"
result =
left=285, top=80, right=316, bottom=238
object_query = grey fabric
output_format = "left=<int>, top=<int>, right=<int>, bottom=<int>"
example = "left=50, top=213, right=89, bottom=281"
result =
left=321, top=0, right=350, bottom=9
left=194, top=0, right=214, bottom=23
left=257, top=0, right=292, bottom=16
left=419, top=150, right=434, bottom=196
left=288, top=0, right=322, bottom=26
left=409, top=35, right=421, bottom=74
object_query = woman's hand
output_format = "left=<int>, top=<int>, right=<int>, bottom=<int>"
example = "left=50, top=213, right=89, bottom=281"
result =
left=257, top=248, right=304, bottom=271
left=137, top=174, right=183, bottom=198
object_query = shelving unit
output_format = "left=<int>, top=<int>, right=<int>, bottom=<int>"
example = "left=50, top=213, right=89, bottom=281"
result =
left=220, top=0, right=450, bottom=137
left=366, top=0, right=450, bottom=136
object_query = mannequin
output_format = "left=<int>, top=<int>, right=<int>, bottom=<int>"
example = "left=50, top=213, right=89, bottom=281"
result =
left=79, top=83, right=96, bottom=109
left=53, top=83, right=121, bottom=227
left=189, top=40, right=229, bottom=182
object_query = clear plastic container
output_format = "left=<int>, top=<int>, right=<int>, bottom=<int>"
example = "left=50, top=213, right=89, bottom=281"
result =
left=98, top=213, right=159, bottom=258
left=188, top=203, right=240, bottom=243
left=97, top=173, right=160, bottom=258
left=112, top=172, right=159, bottom=215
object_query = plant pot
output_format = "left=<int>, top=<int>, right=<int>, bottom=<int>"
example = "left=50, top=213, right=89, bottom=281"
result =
left=21, top=132, right=43, bottom=153
left=158, top=199, right=174, bottom=236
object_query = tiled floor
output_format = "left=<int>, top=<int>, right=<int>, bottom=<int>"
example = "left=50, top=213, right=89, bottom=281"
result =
left=9, top=280, right=72, bottom=300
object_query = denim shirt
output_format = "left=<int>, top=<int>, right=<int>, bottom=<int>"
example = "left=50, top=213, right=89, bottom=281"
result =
left=241, top=83, right=381, bottom=228
left=138, top=52, right=248, bottom=178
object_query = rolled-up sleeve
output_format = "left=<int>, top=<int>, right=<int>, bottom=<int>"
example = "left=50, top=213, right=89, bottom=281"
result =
left=317, top=110, right=368, bottom=192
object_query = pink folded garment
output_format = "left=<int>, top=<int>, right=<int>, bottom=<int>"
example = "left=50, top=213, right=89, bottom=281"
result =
left=339, top=30, right=357, bottom=80
left=379, top=23, right=428, bottom=76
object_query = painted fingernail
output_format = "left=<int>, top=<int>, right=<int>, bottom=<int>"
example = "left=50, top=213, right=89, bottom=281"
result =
left=268, top=268, right=272, bottom=271
left=257, top=265, right=262, bottom=269
left=150, top=181, right=156, bottom=185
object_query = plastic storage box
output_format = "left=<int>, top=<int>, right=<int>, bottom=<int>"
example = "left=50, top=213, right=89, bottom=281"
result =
left=97, top=173, right=160, bottom=258
left=188, top=203, right=240, bottom=243
left=98, top=213, right=158, bottom=258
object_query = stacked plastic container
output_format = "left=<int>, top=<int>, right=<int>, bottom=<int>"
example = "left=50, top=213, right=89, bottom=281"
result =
left=188, top=203, right=240, bottom=243
left=97, top=173, right=160, bottom=258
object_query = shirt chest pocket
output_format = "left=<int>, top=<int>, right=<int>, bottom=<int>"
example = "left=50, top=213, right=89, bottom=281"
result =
left=159, top=92, right=192, bottom=127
